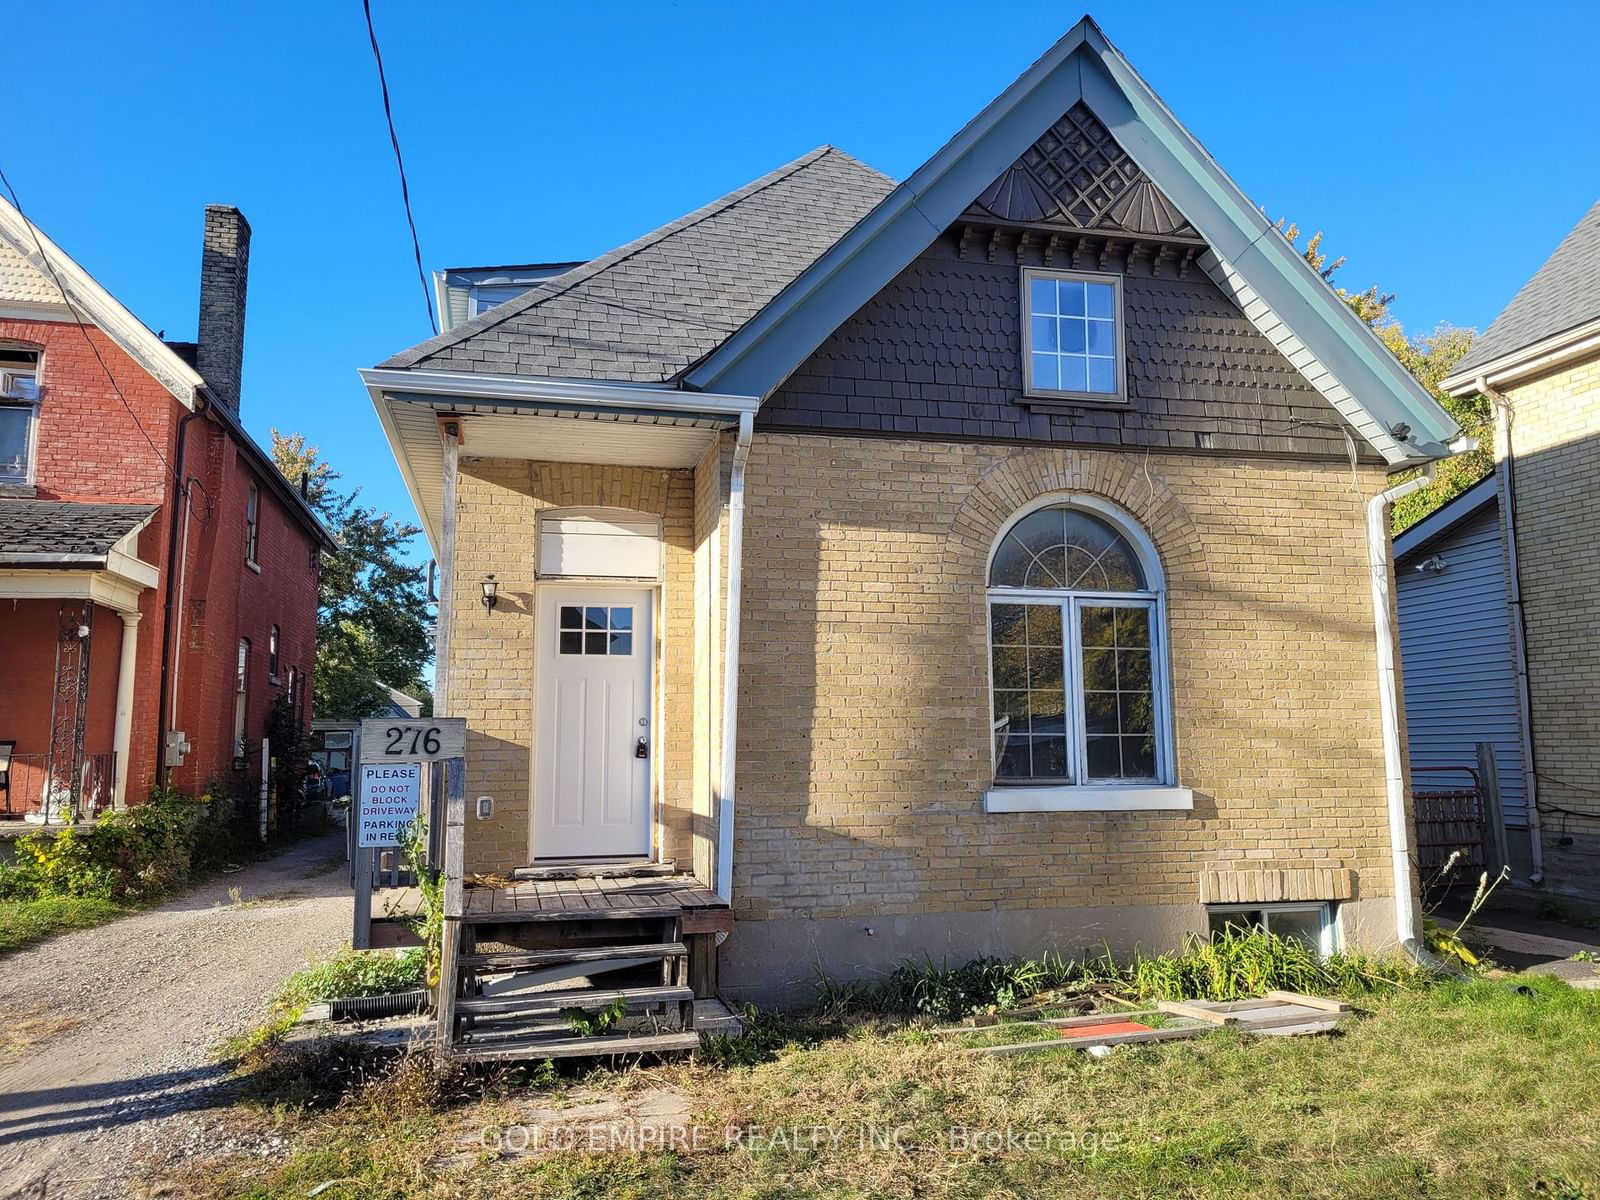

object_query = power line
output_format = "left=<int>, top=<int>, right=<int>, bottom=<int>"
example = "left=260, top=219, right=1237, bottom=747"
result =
left=0, top=160, right=209, bottom=523
left=361, top=0, right=437, bottom=337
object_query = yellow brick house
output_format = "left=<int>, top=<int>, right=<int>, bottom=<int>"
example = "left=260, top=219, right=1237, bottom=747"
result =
left=364, top=18, right=1463, bottom=1008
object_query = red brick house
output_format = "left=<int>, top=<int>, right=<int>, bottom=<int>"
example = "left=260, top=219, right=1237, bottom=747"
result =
left=0, top=201, right=332, bottom=820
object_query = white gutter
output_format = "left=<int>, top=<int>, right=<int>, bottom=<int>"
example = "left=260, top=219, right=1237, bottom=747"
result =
left=1442, top=317, right=1600, bottom=397
left=1368, top=463, right=1437, bottom=955
left=1483, top=377, right=1545, bottom=882
left=715, top=411, right=754, bottom=902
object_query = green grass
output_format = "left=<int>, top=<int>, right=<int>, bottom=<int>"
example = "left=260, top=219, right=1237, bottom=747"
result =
left=0, top=895, right=124, bottom=953
left=172, top=976, right=1600, bottom=1200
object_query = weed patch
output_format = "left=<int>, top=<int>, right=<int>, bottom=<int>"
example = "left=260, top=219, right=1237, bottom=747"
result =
left=0, top=895, right=123, bottom=954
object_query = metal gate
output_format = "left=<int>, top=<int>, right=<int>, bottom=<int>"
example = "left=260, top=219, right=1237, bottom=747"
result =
left=1412, top=765, right=1487, bottom=879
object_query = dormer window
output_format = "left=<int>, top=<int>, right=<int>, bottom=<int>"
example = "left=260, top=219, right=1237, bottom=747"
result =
left=0, top=347, right=40, bottom=485
left=1022, top=269, right=1124, bottom=403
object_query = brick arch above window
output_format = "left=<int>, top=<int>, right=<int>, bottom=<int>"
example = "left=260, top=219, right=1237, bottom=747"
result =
left=944, top=448, right=1205, bottom=585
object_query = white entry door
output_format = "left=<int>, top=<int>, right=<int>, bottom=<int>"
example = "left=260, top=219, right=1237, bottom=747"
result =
left=533, top=586, right=653, bottom=860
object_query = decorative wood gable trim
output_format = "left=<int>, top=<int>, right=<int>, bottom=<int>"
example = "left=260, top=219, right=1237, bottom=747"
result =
left=966, top=102, right=1200, bottom=242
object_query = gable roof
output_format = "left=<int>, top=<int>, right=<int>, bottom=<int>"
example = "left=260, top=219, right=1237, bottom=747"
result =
left=381, top=147, right=895, bottom=382
left=1445, top=198, right=1600, bottom=388
left=680, top=17, right=1459, bottom=466
left=0, top=195, right=205, bottom=407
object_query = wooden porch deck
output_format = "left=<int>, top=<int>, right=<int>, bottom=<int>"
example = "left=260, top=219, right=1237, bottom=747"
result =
left=462, top=872, right=731, bottom=928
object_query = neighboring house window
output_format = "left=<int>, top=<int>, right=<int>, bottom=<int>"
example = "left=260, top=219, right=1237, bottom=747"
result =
left=988, top=501, right=1171, bottom=788
left=469, top=283, right=529, bottom=316
left=1208, top=903, right=1338, bottom=957
left=269, top=625, right=281, bottom=679
left=233, top=638, right=250, bottom=765
left=0, top=346, right=41, bottom=485
left=245, top=483, right=260, bottom=566
left=1022, top=269, right=1124, bottom=401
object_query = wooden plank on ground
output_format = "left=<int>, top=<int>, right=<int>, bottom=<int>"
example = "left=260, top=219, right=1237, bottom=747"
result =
left=1157, top=1001, right=1238, bottom=1025
left=1264, top=990, right=1351, bottom=1013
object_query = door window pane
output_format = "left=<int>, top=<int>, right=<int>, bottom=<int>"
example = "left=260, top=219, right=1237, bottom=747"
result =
left=558, top=604, right=636, bottom=654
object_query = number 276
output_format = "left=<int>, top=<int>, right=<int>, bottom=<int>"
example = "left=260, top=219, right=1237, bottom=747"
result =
left=385, top=726, right=441, bottom=756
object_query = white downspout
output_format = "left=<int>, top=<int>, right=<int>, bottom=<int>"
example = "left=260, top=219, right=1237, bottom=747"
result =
left=1482, top=376, right=1544, bottom=882
left=715, top=411, right=754, bottom=902
left=1368, top=462, right=1436, bottom=955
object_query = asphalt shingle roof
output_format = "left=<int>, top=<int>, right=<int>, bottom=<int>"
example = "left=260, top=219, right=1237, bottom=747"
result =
left=380, top=147, right=896, bottom=383
left=1455, top=198, right=1600, bottom=376
left=0, top=500, right=157, bottom=563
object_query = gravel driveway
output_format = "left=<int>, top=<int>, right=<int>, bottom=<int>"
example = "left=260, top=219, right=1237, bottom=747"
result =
left=0, top=833, right=352, bottom=1198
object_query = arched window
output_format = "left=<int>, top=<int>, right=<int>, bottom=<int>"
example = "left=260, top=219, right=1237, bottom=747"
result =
left=988, top=500, right=1171, bottom=789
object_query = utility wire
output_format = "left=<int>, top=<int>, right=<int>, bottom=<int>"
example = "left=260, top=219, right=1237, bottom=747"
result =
left=0, top=159, right=210, bottom=523
left=361, top=0, right=437, bottom=336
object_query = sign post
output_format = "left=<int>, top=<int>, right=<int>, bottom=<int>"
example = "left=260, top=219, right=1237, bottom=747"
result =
left=351, top=718, right=467, bottom=952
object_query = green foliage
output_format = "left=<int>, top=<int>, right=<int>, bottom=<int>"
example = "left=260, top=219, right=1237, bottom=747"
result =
left=1537, top=896, right=1600, bottom=930
left=1121, top=929, right=1420, bottom=1001
left=275, top=948, right=428, bottom=1011
left=265, top=692, right=313, bottom=831
left=1275, top=221, right=1488, bottom=532
left=398, top=814, right=443, bottom=985
left=0, top=789, right=255, bottom=904
left=0, top=895, right=123, bottom=953
left=559, top=995, right=628, bottom=1037
left=815, top=932, right=1423, bottom=1021
left=271, top=430, right=432, bottom=720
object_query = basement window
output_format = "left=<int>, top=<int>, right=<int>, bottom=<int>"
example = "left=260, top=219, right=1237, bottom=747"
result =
left=0, top=347, right=40, bottom=485
left=1207, top=903, right=1338, bottom=957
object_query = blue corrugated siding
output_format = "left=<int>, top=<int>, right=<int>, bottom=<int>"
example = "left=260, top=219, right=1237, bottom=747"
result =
left=1396, top=507, right=1527, bottom=825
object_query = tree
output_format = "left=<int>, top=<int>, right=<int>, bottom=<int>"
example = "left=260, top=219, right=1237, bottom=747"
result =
left=271, top=431, right=433, bottom=719
left=1276, top=221, right=1490, bottom=531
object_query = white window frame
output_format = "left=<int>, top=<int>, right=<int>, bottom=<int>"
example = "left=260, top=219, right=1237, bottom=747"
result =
left=982, top=493, right=1189, bottom=813
left=244, top=482, right=261, bottom=570
left=1020, top=267, right=1127, bottom=405
left=1207, top=902, right=1340, bottom=958
left=0, top=351, right=42, bottom=487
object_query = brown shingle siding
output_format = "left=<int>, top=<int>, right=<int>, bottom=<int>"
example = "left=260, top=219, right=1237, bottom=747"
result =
left=761, top=230, right=1364, bottom=460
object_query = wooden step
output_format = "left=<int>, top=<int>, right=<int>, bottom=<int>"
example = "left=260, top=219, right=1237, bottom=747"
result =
left=459, top=942, right=686, bottom=972
left=447, top=1029, right=703, bottom=1062
left=456, top=985, right=693, bottom=1018
left=510, top=860, right=678, bottom=881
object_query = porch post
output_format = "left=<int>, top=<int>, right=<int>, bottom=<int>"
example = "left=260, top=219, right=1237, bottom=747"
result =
left=112, top=611, right=141, bottom=809
left=434, top=417, right=461, bottom=715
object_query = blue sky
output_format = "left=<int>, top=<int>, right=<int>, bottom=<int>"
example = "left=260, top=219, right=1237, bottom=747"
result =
left=8, top=1, right=1598, bottom=565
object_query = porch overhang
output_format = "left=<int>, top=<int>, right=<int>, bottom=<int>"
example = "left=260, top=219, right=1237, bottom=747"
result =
left=0, top=509, right=159, bottom=614
left=359, top=367, right=759, bottom=555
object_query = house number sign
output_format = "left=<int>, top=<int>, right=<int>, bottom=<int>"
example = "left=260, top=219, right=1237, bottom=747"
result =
left=359, top=717, right=466, bottom=764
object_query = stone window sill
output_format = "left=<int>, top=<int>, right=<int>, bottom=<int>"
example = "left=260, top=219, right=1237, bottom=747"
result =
left=983, top=786, right=1194, bottom=813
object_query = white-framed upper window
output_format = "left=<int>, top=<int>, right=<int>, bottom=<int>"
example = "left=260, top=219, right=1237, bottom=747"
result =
left=1022, top=269, right=1124, bottom=402
left=0, top=346, right=41, bottom=486
left=245, top=482, right=261, bottom=567
left=469, top=283, right=529, bottom=317
left=1208, top=903, right=1339, bottom=958
left=984, top=498, right=1186, bottom=812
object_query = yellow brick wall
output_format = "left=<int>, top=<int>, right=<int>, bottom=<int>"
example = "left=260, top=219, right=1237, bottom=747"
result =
left=733, top=432, right=1398, bottom=923
left=447, top=457, right=699, bottom=873
left=1502, top=356, right=1600, bottom=891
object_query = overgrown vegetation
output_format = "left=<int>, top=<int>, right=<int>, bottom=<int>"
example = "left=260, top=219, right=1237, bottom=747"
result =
left=0, top=788, right=257, bottom=906
left=222, top=947, right=428, bottom=1059
left=815, top=931, right=1425, bottom=1021
left=172, top=975, right=1600, bottom=1200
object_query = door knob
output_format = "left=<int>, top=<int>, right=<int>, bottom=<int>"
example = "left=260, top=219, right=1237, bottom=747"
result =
left=635, top=737, right=649, bottom=760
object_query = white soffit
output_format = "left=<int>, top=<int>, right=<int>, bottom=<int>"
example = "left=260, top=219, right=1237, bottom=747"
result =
left=384, top=400, right=719, bottom=553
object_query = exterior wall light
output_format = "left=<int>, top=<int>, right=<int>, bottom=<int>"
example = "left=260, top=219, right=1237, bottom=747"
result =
left=481, top=575, right=499, bottom=611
